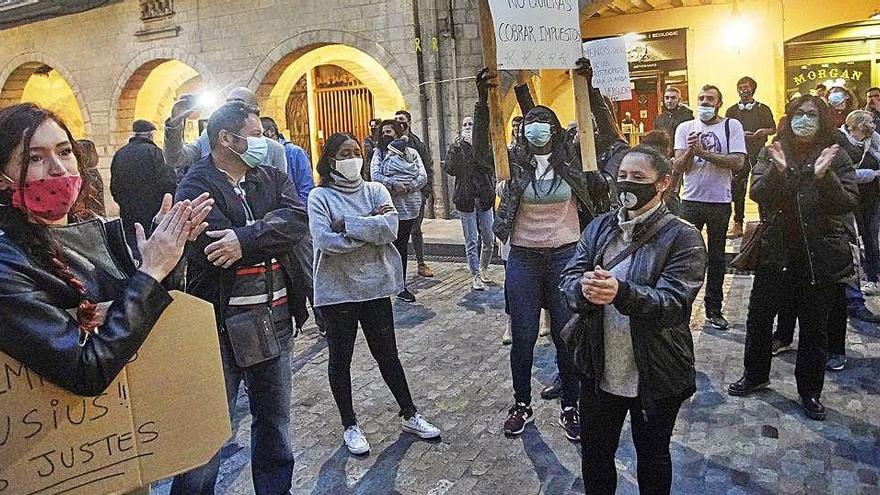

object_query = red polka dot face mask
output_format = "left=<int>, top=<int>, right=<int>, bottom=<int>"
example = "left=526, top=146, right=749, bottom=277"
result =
left=9, top=174, right=83, bottom=221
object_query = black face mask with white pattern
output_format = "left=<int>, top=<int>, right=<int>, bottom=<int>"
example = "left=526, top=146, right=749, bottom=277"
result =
left=617, top=181, right=658, bottom=211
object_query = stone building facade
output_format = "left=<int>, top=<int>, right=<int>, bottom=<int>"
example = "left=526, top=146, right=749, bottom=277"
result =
left=0, top=0, right=488, bottom=217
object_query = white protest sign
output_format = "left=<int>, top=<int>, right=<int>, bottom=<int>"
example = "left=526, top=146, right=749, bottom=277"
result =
left=583, top=37, right=632, bottom=101
left=488, top=0, right=582, bottom=70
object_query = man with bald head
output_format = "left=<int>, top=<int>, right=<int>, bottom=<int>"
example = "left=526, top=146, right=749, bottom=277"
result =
left=164, top=86, right=288, bottom=182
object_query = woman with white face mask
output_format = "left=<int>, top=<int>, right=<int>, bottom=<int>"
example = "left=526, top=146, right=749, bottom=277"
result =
left=827, top=86, right=858, bottom=128
left=307, top=133, right=441, bottom=455
left=728, top=95, right=859, bottom=421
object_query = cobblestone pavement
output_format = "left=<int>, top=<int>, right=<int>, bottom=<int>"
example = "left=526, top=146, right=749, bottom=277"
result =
left=154, top=262, right=880, bottom=495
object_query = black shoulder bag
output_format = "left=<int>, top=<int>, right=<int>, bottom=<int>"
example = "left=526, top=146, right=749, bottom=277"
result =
left=224, top=263, right=282, bottom=368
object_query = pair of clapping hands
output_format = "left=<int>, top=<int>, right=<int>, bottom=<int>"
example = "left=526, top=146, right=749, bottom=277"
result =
left=136, top=193, right=246, bottom=282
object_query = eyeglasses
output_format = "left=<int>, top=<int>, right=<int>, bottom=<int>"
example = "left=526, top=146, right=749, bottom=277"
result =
left=792, top=110, right=819, bottom=119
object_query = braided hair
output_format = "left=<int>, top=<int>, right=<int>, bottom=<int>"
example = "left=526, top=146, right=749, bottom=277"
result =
left=0, top=103, right=99, bottom=339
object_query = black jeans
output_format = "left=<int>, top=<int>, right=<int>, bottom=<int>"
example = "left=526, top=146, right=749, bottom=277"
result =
left=773, top=283, right=847, bottom=356
left=743, top=266, right=836, bottom=399
left=393, top=218, right=416, bottom=285
left=580, top=383, right=686, bottom=495
left=730, top=160, right=752, bottom=224
left=322, top=297, right=416, bottom=428
left=679, top=200, right=731, bottom=314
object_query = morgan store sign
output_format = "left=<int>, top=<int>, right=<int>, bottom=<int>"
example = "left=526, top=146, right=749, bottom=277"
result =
left=787, top=62, right=871, bottom=100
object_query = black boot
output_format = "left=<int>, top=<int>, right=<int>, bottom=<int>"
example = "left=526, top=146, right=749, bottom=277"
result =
left=802, top=396, right=826, bottom=421
left=727, top=375, right=769, bottom=397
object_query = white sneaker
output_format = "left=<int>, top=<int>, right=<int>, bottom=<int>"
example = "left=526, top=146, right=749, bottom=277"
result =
left=502, top=320, right=512, bottom=345
left=862, top=281, right=880, bottom=296
left=402, top=413, right=441, bottom=439
left=479, top=269, right=492, bottom=284
left=472, top=274, right=486, bottom=291
left=343, top=425, right=370, bottom=454
left=539, top=309, right=551, bottom=337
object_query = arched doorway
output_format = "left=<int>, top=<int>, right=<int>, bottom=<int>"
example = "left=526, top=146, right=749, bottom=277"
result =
left=114, top=59, right=206, bottom=148
left=258, top=44, right=406, bottom=164
left=0, top=62, right=86, bottom=138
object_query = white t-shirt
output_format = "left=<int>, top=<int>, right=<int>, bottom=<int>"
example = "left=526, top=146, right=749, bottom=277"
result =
left=674, top=118, right=747, bottom=203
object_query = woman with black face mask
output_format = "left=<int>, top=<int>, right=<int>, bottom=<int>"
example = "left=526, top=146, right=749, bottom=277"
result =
left=728, top=95, right=858, bottom=421
left=473, top=65, right=610, bottom=441
left=559, top=145, right=707, bottom=495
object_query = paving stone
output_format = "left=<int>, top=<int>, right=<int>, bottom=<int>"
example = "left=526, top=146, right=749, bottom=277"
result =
left=149, top=265, right=880, bottom=494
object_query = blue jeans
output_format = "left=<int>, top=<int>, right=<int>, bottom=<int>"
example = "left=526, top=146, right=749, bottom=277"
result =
left=506, top=244, right=579, bottom=408
left=171, top=321, right=295, bottom=495
left=857, top=202, right=880, bottom=282
left=460, top=202, right=495, bottom=275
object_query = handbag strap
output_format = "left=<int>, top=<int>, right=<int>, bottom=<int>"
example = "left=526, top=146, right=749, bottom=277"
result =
left=603, top=214, right=676, bottom=271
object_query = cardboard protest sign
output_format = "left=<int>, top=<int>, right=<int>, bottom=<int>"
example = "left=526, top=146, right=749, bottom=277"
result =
left=487, top=0, right=582, bottom=70
left=0, top=291, right=230, bottom=495
left=583, top=37, right=633, bottom=101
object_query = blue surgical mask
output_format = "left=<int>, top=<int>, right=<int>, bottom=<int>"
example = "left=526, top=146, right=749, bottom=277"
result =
left=524, top=122, right=552, bottom=147
left=227, top=133, right=268, bottom=168
left=828, top=92, right=846, bottom=107
left=697, top=105, right=717, bottom=122
left=791, top=114, right=820, bottom=138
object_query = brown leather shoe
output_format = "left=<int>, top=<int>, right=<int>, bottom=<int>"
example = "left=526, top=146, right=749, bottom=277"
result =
left=417, top=264, right=434, bottom=277
left=727, top=221, right=744, bottom=239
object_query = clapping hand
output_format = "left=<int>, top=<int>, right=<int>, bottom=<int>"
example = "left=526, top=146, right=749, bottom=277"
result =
left=813, top=145, right=839, bottom=179
left=153, top=193, right=213, bottom=241
left=136, top=201, right=195, bottom=282
left=766, top=142, right=787, bottom=173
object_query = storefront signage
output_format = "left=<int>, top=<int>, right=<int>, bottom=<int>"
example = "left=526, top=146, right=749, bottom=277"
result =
left=585, top=28, right=687, bottom=73
left=791, top=66, right=866, bottom=86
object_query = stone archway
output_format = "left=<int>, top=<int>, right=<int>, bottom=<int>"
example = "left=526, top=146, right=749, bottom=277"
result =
left=108, top=47, right=215, bottom=148
left=251, top=33, right=410, bottom=163
left=0, top=52, right=91, bottom=138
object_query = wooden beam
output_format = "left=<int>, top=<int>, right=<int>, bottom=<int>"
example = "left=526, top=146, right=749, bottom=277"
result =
left=581, top=0, right=620, bottom=18
left=571, top=71, right=598, bottom=172
left=477, top=0, right=511, bottom=181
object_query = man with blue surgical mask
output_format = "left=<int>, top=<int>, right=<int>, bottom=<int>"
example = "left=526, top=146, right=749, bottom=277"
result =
left=171, top=101, right=310, bottom=495
left=673, top=84, right=747, bottom=330
left=165, top=87, right=289, bottom=183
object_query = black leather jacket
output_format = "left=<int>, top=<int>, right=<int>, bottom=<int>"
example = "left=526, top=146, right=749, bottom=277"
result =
left=175, top=155, right=311, bottom=327
left=559, top=205, right=707, bottom=410
left=443, top=136, right=496, bottom=213
left=0, top=218, right=172, bottom=396
left=750, top=144, right=858, bottom=284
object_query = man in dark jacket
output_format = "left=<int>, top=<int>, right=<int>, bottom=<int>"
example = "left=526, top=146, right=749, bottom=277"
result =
left=395, top=110, right=434, bottom=277
left=170, top=101, right=310, bottom=495
left=109, top=119, right=177, bottom=251
left=653, top=87, right=694, bottom=140
left=443, top=116, right=496, bottom=290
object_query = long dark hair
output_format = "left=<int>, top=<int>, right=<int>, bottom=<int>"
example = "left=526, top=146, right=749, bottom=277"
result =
left=316, top=132, right=359, bottom=187
left=517, top=105, right=568, bottom=196
left=0, top=103, right=90, bottom=292
left=775, top=95, right=838, bottom=151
